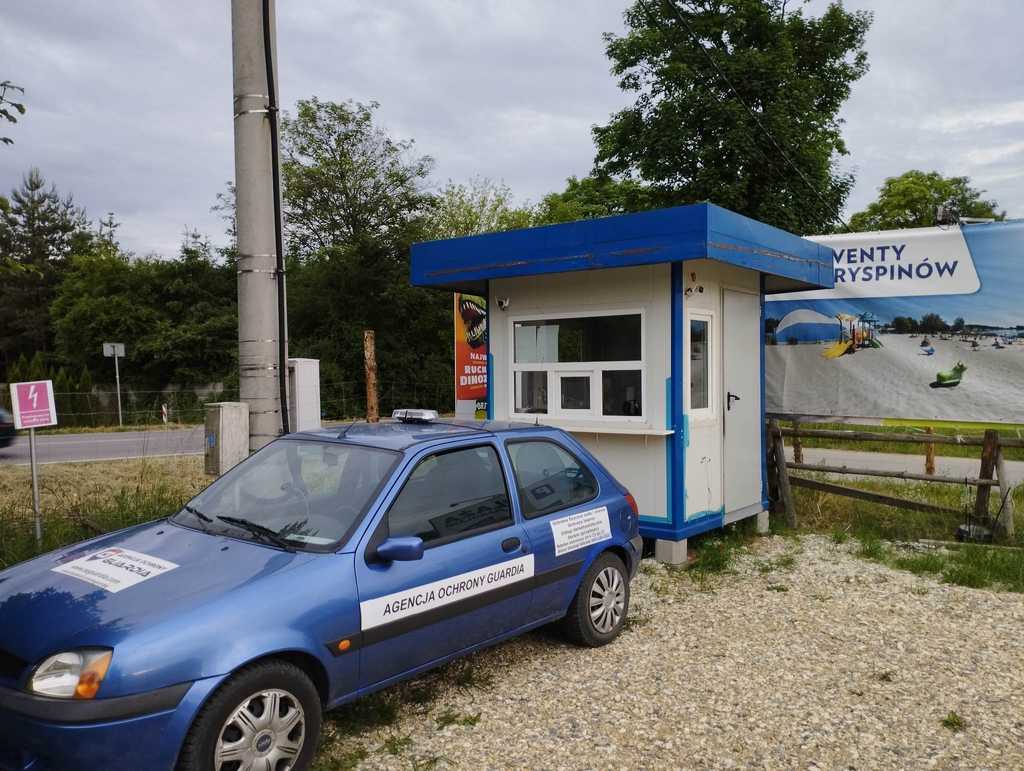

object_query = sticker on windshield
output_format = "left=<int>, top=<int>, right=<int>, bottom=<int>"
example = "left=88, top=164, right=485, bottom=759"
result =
left=360, top=554, right=534, bottom=631
left=51, top=548, right=179, bottom=594
left=550, top=506, right=611, bottom=557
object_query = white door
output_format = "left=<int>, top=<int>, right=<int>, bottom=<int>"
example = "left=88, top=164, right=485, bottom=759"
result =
left=723, top=289, right=762, bottom=512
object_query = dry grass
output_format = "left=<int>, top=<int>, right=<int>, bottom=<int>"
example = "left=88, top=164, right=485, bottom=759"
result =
left=0, top=456, right=211, bottom=568
left=0, top=455, right=208, bottom=517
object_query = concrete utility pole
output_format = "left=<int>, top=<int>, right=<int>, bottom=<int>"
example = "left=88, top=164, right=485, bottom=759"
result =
left=231, top=0, right=285, bottom=450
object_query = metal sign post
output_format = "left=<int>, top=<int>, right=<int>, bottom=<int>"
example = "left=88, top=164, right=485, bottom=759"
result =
left=103, top=342, right=125, bottom=427
left=10, top=380, right=58, bottom=549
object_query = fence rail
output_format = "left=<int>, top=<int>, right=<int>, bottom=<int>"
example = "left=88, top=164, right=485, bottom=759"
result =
left=767, top=418, right=1017, bottom=538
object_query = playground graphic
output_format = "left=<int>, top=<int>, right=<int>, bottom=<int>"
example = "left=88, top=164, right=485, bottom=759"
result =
left=765, top=221, right=1024, bottom=424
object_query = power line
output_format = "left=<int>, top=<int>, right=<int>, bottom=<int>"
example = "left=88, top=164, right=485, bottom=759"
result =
left=633, top=0, right=850, bottom=230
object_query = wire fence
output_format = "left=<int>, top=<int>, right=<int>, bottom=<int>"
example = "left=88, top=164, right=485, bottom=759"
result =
left=1, top=378, right=456, bottom=428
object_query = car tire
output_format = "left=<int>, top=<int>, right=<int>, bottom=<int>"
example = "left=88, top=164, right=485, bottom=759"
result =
left=176, top=659, right=322, bottom=771
left=561, top=552, right=630, bottom=647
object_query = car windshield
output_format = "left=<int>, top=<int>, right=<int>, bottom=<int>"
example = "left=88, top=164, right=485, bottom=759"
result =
left=173, top=439, right=399, bottom=550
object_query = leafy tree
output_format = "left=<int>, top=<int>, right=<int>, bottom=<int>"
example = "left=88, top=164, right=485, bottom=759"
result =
left=0, top=169, right=93, bottom=373
left=848, top=170, right=1004, bottom=231
left=0, top=80, right=26, bottom=146
left=918, top=313, right=948, bottom=335
left=951, top=317, right=965, bottom=333
left=891, top=316, right=917, bottom=334
left=425, top=177, right=534, bottom=239
left=51, top=233, right=237, bottom=388
left=534, top=175, right=661, bottom=225
left=280, top=98, right=453, bottom=411
left=281, top=98, right=434, bottom=259
left=592, top=0, right=871, bottom=234
left=76, top=365, right=95, bottom=427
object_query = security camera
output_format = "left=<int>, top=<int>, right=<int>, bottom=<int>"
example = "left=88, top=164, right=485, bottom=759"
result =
left=496, top=297, right=511, bottom=311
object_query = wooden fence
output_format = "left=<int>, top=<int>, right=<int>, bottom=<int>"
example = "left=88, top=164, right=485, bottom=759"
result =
left=766, top=419, right=1020, bottom=537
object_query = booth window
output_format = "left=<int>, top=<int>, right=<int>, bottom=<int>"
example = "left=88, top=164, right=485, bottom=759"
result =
left=387, top=445, right=512, bottom=545
left=689, top=315, right=711, bottom=412
left=507, top=440, right=599, bottom=518
left=512, top=312, right=644, bottom=420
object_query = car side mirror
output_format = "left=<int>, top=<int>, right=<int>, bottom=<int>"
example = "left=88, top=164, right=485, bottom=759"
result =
left=376, top=536, right=424, bottom=562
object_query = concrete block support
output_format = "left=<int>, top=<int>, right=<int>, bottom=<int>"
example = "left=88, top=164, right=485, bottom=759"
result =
left=205, top=402, right=250, bottom=476
left=756, top=509, right=770, bottom=534
left=655, top=538, right=688, bottom=565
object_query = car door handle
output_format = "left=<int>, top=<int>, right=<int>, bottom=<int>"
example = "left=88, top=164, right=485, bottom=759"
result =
left=501, top=537, right=521, bottom=554
left=727, top=392, right=741, bottom=410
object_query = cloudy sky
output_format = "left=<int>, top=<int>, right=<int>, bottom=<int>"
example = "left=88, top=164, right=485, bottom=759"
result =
left=2, top=1, right=1022, bottom=256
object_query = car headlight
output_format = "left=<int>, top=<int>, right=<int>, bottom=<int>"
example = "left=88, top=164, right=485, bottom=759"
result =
left=29, top=649, right=112, bottom=699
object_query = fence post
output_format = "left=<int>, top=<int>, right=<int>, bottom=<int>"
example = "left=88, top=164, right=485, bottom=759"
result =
left=925, top=426, right=935, bottom=476
left=974, top=429, right=998, bottom=525
left=995, top=445, right=1016, bottom=537
left=792, top=419, right=804, bottom=465
left=363, top=330, right=379, bottom=423
left=769, top=419, right=796, bottom=528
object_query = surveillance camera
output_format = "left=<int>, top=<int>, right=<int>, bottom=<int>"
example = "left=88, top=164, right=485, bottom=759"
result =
left=496, top=297, right=511, bottom=311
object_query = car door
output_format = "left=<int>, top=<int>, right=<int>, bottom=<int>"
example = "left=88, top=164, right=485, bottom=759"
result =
left=505, top=437, right=615, bottom=620
left=354, top=441, right=531, bottom=688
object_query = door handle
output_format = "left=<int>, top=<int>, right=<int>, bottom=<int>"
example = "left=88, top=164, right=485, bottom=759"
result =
left=727, top=392, right=741, bottom=411
left=501, top=537, right=521, bottom=553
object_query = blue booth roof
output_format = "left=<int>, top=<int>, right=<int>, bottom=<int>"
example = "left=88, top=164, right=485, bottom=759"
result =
left=411, top=202, right=834, bottom=295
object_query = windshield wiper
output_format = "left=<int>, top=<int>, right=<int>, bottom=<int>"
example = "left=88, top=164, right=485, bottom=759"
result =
left=216, top=515, right=296, bottom=552
left=178, top=504, right=213, bottom=532
left=184, top=505, right=213, bottom=523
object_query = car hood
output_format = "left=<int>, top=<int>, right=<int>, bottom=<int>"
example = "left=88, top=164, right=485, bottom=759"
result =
left=0, top=520, right=316, bottom=664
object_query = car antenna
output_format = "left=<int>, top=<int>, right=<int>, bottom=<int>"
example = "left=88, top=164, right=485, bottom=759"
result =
left=337, top=418, right=359, bottom=438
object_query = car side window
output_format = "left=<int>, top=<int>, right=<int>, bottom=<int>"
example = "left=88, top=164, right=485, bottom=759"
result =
left=507, top=440, right=598, bottom=519
left=387, top=445, right=513, bottom=545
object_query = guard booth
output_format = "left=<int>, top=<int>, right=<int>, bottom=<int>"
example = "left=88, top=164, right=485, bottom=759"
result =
left=411, top=203, right=833, bottom=562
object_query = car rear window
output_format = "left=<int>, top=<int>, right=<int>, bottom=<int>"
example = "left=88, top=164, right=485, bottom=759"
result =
left=507, top=440, right=598, bottom=518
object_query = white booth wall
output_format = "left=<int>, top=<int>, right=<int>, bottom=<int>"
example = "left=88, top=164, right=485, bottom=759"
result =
left=489, top=264, right=672, bottom=521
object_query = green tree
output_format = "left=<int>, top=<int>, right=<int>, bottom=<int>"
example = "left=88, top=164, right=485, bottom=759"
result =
left=891, top=316, right=917, bottom=334
left=918, top=313, right=947, bottom=335
left=534, top=175, right=661, bottom=225
left=280, top=98, right=453, bottom=411
left=425, top=177, right=534, bottom=239
left=281, top=98, right=434, bottom=258
left=592, top=0, right=871, bottom=234
left=0, top=169, right=93, bottom=373
left=848, top=170, right=1004, bottom=231
left=951, top=317, right=965, bottom=333
left=76, top=365, right=95, bottom=427
left=0, top=80, right=26, bottom=146
left=51, top=233, right=237, bottom=389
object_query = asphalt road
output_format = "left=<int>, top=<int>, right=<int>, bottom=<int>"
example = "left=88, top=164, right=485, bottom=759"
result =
left=2, top=428, right=1022, bottom=490
left=0, top=427, right=204, bottom=466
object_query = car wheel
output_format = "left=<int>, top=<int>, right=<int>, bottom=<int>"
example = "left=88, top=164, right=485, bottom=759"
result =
left=177, top=660, right=321, bottom=771
left=561, top=552, right=629, bottom=647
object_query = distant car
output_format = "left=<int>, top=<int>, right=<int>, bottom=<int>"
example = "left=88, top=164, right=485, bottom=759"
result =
left=0, top=412, right=641, bottom=771
left=0, top=407, right=14, bottom=448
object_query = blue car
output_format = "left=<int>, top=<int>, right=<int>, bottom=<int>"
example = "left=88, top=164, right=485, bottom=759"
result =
left=0, top=412, right=642, bottom=771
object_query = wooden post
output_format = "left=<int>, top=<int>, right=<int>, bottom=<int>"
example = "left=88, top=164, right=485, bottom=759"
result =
left=363, top=330, right=379, bottom=423
left=792, top=419, right=804, bottom=464
left=995, top=446, right=1016, bottom=537
left=924, top=426, right=936, bottom=476
left=973, top=429, right=998, bottom=524
left=769, top=419, right=796, bottom=528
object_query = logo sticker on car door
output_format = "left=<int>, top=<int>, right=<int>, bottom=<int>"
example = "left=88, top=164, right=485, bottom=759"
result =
left=550, top=506, right=611, bottom=557
left=360, top=554, right=535, bottom=631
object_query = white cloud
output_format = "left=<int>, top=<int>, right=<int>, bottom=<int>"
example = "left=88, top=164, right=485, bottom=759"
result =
left=924, top=101, right=1024, bottom=134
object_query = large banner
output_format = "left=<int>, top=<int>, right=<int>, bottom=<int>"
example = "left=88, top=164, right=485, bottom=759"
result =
left=766, top=220, right=1024, bottom=423
left=454, top=293, right=487, bottom=418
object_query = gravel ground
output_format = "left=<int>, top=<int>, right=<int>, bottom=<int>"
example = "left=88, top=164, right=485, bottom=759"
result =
left=316, top=535, right=1024, bottom=770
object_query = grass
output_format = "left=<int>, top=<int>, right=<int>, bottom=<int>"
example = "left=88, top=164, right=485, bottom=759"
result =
left=783, top=419, right=1024, bottom=462
left=0, top=456, right=209, bottom=569
left=791, top=471, right=1024, bottom=592
left=435, top=709, right=481, bottom=729
left=941, top=711, right=966, bottom=732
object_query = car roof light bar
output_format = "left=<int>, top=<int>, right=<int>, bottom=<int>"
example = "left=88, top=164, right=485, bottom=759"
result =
left=392, top=409, right=438, bottom=424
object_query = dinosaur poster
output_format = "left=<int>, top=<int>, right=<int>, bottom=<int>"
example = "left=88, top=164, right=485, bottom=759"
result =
left=454, top=293, right=488, bottom=418
left=765, top=220, right=1024, bottom=424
